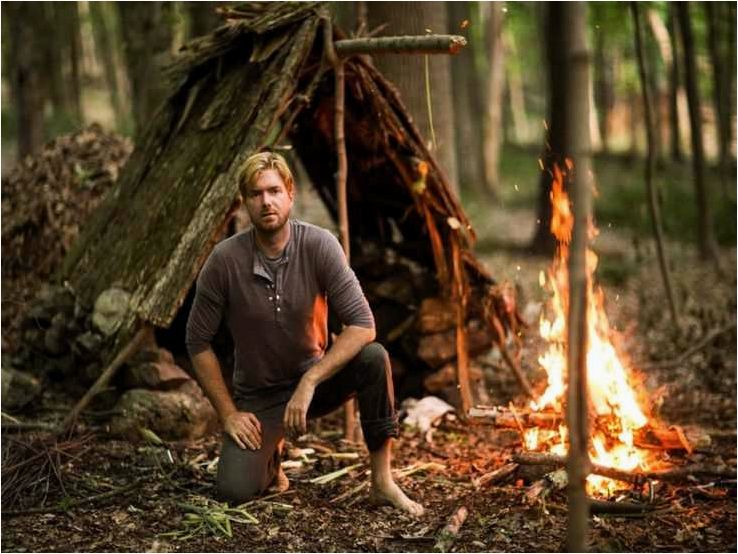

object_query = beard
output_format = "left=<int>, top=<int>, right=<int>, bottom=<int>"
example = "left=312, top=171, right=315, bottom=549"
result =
left=252, top=210, right=290, bottom=234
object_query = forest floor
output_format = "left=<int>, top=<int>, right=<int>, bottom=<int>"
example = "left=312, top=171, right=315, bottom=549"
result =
left=2, top=183, right=737, bottom=552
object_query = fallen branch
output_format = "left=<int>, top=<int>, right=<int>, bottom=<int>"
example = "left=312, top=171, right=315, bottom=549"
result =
left=434, top=505, right=468, bottom=552
left=472, top=463, right=519, bottom=489
left=514, top=452, right=735, bottom=484
left=58, top=324, right=151, bottom=435
left=335, top=35, right=467, bottom=57
left=588, top=498, right=659, bottom=516
left=640, top=321, right=736, bottom=370
left=309, top=462, right=363, bottom=485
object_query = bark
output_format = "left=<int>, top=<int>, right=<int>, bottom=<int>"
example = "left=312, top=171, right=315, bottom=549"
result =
left=448, top=0, right=485, bottom=193
left=676, top=3, right=720, bottom=263
left=482, top=2, right=505, bottom=198
left=6, top=2, right=47, bottom=159
left=529, top=4, right=568, bottom=255
left=367, top=2, right=459, bottom=191
left=89, top=1, right=126, bottom=130
left=632, top=3, right=680, bottom=329
left=563, top=3, right=592, bottom=551
left=117, top=2, right=176, bottom=140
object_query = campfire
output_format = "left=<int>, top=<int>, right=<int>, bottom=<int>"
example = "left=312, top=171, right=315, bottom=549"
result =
left=471, top=162, right=723, bottom=500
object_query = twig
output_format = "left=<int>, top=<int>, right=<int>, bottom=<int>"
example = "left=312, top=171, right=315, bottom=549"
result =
left=434, top=505, right=468, bottom=552
left=472, top=463, right=519, bottom=489
left=309, top=463, right=363, bottom=485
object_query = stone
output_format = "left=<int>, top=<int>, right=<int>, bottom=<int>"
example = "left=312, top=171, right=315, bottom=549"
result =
left=92, top=288, right=131, bottom=336
left=109, top=380, right=218, bottom=441
left=1, top=367, right=41, bottom=412
left=73, top=331, right=104, bottom=360
left=124, top=361, right=192, bottom=390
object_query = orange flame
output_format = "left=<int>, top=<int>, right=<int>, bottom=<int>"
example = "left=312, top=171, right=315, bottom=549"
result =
left=529, top=162, right=652, bottom=495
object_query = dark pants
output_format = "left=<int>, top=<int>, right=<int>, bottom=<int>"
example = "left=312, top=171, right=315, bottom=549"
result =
left=217, top=342, right=399, bottom=504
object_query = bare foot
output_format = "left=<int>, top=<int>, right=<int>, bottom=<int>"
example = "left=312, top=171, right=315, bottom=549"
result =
left=369, top=480, right=425, bottom=516
left=268, top=467, right=290, bottom=493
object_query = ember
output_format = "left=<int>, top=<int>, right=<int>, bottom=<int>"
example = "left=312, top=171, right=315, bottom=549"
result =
left=528, top=162, right=656, bottom=496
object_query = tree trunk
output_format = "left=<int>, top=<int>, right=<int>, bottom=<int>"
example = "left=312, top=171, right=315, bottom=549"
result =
left=89, top=1, right=126, bottom=131
left=448, top=1, right=485, bottom=194
left=118, top=2, right=175, bottom=140
left=704, top=2, right=731, bottom=196
left=367, top=2, right=459, bottom=191
left=61, top=2, right=84, bottom=122
left=647, top=8, right=677, bottom=164
left=632, top=2, right=680, bottom=329
left=593, top=29, right=613, bottom=153
left=562, top=5, right=592, bottom=550
left=646, top=28, right=663, bottom=165
left=482, top=1, right=505, bottom=198
left=504, top=26, right=530, bottom=145
left=529, top=3, right=568, bottom=255
left=6, top=2, right=47, bottom=159
left=185, top=1, right=223, bottom=40
left=676, top=3, right=720, bottom=263
left=667, top=4, right=684, bottom=162
left=42, top=3, right=68, bottom=118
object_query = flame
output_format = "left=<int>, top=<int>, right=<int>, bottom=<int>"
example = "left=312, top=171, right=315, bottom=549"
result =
left=528, top=162, right=652, bottom=495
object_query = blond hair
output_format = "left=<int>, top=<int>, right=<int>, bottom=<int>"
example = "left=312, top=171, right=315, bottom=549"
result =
left=237, top=151, right=295, bottom=198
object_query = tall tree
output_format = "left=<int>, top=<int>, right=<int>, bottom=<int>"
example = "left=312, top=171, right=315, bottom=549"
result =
left=667, top=4, right=684, bottom=162
left=561, top=3, right=592, bottom=550
left=5, top=2, right=47, bottom=159
left=593, top=26, right=614, bottom=153
left=632, top=2, right=680, bottom=329
left=482, top=1, right=506, bottom=198
left=89, top=1, right=127, bottom=131
left=118, top=2, right=175, bottom=140
left=676, top=3, right=720, bottom=263
left=448, top=1, right=485, bottom=194
left=704, top=2, right=733, bottom=194
left=529, top=3, right=569, bottom=255
left=367, top=2, right=459, bottom=190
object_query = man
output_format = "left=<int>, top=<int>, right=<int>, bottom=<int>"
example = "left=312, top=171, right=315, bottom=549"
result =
left=186, top=151, right=423, bottom=516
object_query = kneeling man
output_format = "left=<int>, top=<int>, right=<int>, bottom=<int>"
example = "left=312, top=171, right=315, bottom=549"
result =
left=186, top=151, right=423, bottom=515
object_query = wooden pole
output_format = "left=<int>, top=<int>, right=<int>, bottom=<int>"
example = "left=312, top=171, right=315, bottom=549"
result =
left=334, top=34, right=466, bottom=57
left=323, top=15, right=358, bottom=442
left=59, top=325, right=151, bottom=436
left=631, top=2, right=680, bottom=331
left=563, top=3, right=592, bottom=552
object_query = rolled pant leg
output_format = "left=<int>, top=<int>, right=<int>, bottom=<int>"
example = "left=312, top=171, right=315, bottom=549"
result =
left=310, top=342, right=399, bottom=451
left=216, top=407, right=285, bottom=504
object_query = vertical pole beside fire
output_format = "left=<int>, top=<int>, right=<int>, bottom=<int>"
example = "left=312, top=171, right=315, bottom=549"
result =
left=563, top=2, right=592, bottom=552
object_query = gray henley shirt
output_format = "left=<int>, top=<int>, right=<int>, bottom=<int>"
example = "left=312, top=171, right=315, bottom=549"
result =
left=185, top=219, right=375, bottom=402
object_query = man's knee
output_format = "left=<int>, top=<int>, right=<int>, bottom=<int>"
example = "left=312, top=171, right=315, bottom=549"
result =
left=217, top=472, right=265, bottom=505
left=357, top=342, right=390, bottom=382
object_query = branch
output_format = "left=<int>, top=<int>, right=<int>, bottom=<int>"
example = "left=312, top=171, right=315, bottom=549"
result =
left=334, top=35, right=467, bottom=57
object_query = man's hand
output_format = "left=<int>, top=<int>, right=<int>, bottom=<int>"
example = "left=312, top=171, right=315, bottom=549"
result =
left=224, top=411, right=262, bottom=450
left=283, top=378, right=316, bottom=437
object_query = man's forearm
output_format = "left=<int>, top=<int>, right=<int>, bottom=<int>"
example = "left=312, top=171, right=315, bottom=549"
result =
left=302, top=325, right=375, bottom=387
left=191, top=348, right=238, bottom=421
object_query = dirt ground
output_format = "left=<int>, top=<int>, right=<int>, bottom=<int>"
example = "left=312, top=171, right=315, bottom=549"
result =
left=2, top=196, right=736, bottom=552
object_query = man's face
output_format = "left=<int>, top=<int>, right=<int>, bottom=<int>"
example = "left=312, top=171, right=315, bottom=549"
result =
left=244, top=169, right=294, bottom=234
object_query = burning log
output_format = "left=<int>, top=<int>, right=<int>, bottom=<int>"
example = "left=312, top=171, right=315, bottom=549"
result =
left=514, top=452, right=735, bottom=484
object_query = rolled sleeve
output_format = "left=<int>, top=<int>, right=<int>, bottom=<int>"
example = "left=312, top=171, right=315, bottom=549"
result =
left=318, top=233, right=374, bottom=330
left=186, top=249, right=227, bottom=357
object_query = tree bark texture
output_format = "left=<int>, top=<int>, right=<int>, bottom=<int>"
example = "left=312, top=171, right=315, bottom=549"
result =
left=562, top=3, right=592, bottom=551
left=118, top=2, right=176, bottom=140
left=448, top=0, right=485, bottom=193
left=632, top=3, right=680, bottom=330
left=482, top=1, right=506, bottom=198
left=529, top=3, right=568, bottom=255
left=676, top=3, right=720, bottom=262
left=5, top=2, right=47, bottom=159
left=367, top=2, right=459, bottom=191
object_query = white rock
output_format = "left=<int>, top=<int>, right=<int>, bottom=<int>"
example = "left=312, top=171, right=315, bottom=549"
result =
left=92, top=288, right=131, bottom=336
